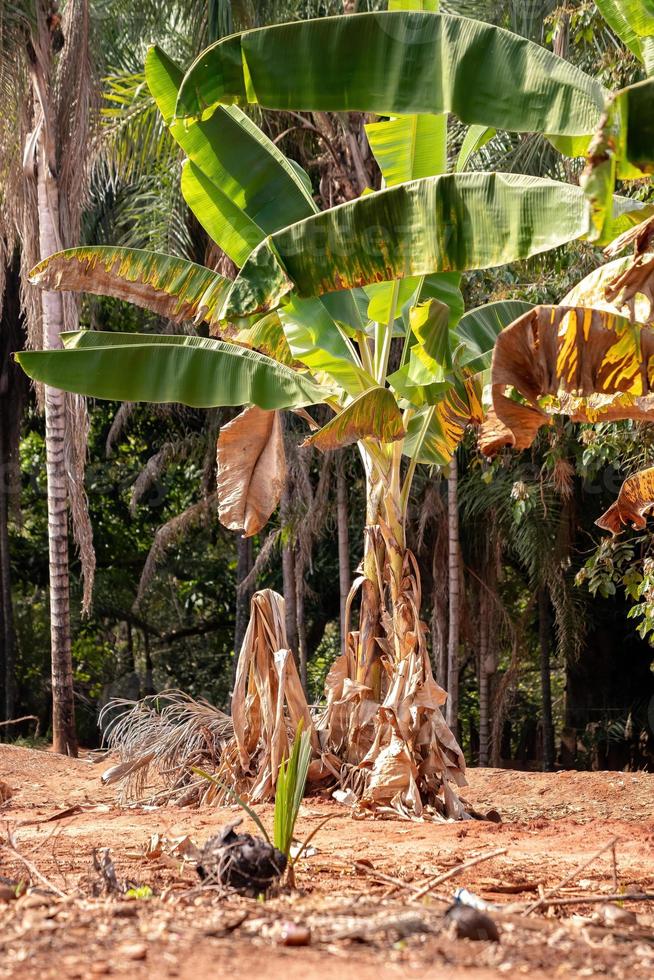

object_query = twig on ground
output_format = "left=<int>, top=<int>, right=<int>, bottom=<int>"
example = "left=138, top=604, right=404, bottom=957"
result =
left=523, top=837, right=623, bottom=915
left=1, top=826, right=68, bottom=898
left=532, top=891, right=654, bottom=909
left=408, top=848, right=508, bottom=903
left=353, top=861, right=449, bottom=902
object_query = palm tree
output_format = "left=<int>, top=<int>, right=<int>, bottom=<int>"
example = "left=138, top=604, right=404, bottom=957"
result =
left=0, top=0, right=97, bottom=753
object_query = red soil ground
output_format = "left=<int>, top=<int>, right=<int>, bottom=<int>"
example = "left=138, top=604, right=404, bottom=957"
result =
left=1, top=744, right=653, bottom=979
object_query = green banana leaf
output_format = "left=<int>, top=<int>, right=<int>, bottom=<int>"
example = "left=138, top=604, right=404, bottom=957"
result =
left=366, top=113, right=447, bottom=187
left=224, top=173, right=593, bottom=317
left=145, top=46, right=316, bottom=244
left=454, top=299, right=534, bottom=373
left=29, top=246, right=234, bottom=333
left=582, top=79, right=654, bottom=241
left=180, top=160, right=262, bottom=265
left=302, top=387, right=404, bottom=452
left=456, top=125, right=496, bottom=172
left=595, top=0, right=654, bottom=74
left=278, top=296, right=374, bottom=396
left=176, top=11, right=605, bottom=142
left=16, top=331, right=329, bottom=410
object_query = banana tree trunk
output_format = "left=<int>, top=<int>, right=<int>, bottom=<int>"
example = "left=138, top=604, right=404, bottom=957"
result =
left=325, top=442, right=467, bottom=817
left=37, top=141, right=78, bottom=757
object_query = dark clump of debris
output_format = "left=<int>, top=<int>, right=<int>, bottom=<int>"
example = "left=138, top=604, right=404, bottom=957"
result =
left=444, top=904, right=500, bottom=942
left=197, top=822, right=287, bottom=895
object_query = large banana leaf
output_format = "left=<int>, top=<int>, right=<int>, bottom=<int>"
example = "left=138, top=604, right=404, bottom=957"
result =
left=28, top=246, right=234, bottom=334
left=176, top=11, right=604, bottom=142
left=16, top=330, right=329, bottom=409
left=180, top=160, right=263, bottom=266
left=145, top=46, right=316, bottom=243
left=404, top=380, right=483, bottom=465
left=595, top=0, right=654, bottom=74
left=224, top=173, right=593, bottom=316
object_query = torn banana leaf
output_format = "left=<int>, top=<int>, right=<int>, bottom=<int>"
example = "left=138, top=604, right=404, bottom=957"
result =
left=479, top=305, right=654, bottom=456
left=596, top=465, right=654, bottom=532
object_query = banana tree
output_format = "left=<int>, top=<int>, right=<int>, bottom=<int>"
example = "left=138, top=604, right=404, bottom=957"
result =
left=16, top=8, right=651, bottom=815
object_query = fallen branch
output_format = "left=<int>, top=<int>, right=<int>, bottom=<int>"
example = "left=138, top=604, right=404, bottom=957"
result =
left=523, top=837, right=622, bottom=915
left=409, top=848, right=508, bottom=903
left=0, top=715, right=40, bottom=737
left=1, top=827, right=68, bottom=898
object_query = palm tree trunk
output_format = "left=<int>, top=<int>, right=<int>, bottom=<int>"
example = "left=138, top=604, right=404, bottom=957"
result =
left=478, top=592, right=490, bottom=768
left=295, top=552, right=308, bottom=693
left=446, top=456, right=460, bottom=738
left=37, top=141, right=78, bottom=757
left=539, top=586, right=555, bottom=771
left=0, top=420, right=17, bottom=723
left=336, top=453, right=350, bottom=655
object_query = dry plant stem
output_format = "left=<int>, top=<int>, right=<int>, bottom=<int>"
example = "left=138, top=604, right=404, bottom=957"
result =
left=523, top=837, right=622, bottom=915
left=408, top=847, right=508, bottom=903
left=1, top=828, right=68, bottom=898
left=534, top=891, right=654, bottom=909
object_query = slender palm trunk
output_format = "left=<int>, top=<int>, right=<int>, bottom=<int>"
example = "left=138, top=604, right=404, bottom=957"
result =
left=446, top=456, right=460, bottom=738
left=478, top=593, right=490, bottom=767
left=336, top=454, right=350, bottom=655
left=281, top=485, right=299, bottom=660
left=538, top=586, right=555, bottom=771
left=0, top=421, right=17, bottom=722
left=295, top=554, right=308, bottom=693
left=37, top=142, right=78, bottom=756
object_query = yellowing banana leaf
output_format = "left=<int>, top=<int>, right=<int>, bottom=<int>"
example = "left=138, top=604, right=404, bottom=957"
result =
left=16, top=330, right=330, bottom=410
left=454, top=299, right=534, bottom=373
left=562, top=249, right=654, bottom=325
left=146, top=46, right=316, bottom=242
left=278, top=296, right=373, bottom=396
left=301, top=388, right=404, bottom=452
left=233, top=311, right=296, bottom=367
left=480, top=305, right=654, bottom=456
left=224, top=173, right=594, bottom=317
left=29, top=246, right=235, bottom=335
left=216, top=406, right=285, bottom=536
left=176, top=12, right=604, bottom=141
left=404, top=379, right=483, bottom=465
left=366, top=113, right=447, bottom=186
left=595, top=0, right=654, bottom=74
left=596, top=465, right=654, bottom=532
left=408, top=298, right=452, bottom=376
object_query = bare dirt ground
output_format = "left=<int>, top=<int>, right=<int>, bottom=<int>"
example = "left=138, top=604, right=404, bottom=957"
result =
left=1, top=744, right=653, bottom=979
